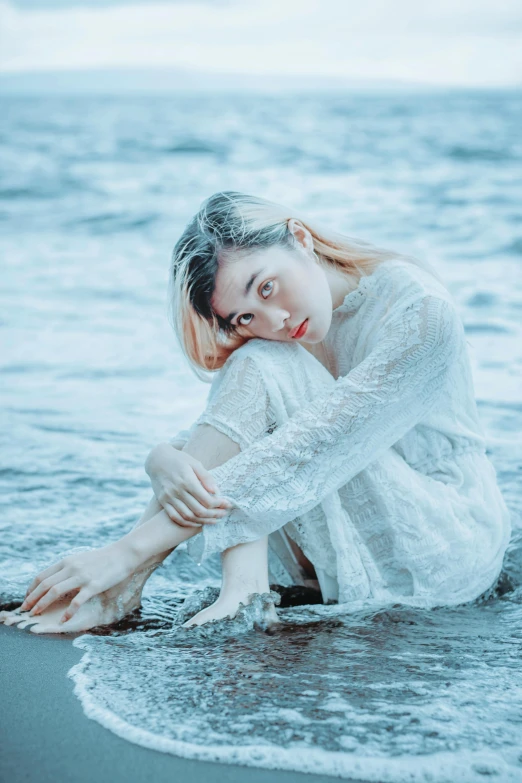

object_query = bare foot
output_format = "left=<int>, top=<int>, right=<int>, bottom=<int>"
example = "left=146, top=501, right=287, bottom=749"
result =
left=0, top=567, right=154, bottom=634
left=182, top=591, right=280, bottom=628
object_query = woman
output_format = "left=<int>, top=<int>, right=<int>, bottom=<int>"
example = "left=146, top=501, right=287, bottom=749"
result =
left=1, top=191, right=512, bottom=634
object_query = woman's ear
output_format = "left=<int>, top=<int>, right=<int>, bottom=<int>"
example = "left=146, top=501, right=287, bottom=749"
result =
left=288, top=218, right=313, bottom=252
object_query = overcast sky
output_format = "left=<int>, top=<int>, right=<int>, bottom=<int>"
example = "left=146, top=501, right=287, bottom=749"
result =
left=1, top=0, right=521, bottom=87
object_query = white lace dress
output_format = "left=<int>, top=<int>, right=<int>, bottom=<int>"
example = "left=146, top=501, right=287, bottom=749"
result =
left=170, top=259, right=512, bottom=609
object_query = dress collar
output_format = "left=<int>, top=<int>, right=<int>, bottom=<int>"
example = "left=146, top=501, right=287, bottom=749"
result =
left=333, top=272, right=375, bottom=315
left=333, top=259, right=408, bottom=315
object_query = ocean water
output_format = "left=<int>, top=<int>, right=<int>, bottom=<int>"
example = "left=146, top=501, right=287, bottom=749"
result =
left=1, top=89, right=521, bottom=782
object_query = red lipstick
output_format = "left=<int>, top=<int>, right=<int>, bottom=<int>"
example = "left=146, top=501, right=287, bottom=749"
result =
left=290, top=319, right=308, bottom=339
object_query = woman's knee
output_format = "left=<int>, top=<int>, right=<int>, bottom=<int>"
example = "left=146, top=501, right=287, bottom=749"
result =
left=227, top=337, right=336, bottom=419
left=228, top=337, right=329, bottom=388
left=195, top=337, right=333, bottom=451
left=225, top=337, right=294, bottom=367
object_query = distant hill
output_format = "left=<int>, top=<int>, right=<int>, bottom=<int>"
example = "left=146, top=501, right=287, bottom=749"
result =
left=0, top=67, right=464, bottom=95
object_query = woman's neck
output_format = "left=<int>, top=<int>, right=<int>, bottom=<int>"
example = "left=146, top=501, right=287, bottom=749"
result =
left=323, top=263, right=361, bottom=311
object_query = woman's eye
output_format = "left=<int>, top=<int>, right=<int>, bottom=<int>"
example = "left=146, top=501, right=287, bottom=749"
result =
left=237, top=281, right=273, bottom=326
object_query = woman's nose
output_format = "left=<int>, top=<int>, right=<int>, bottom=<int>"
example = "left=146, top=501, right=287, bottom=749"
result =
left=272, top=313, right=290, bottom=333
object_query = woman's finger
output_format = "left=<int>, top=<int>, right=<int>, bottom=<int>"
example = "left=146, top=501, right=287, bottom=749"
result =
left=21, top=569, right=71, bottom=612
left=169, top=508, right=204, bottom=528
left=158, top=489, right=224, bottom=522
left=59, top=587, right=95, bottom=625
left=161, top=497, right=201, bottom=527
left=164, top=498, right=216, bottom=528
left=28, top=577, right=80, bottom=616
left=162, top=502, right=197, bottom=526
left=180, top=460, right=226, bottom=509
left=177, top=489, right=229, bottom=521
left=162, top=502, right=179, bottom=521
left=163, top=503, right=199, bottom=526
left=24, top=561, right=63, bottom=599
left=191, top=464, right=219, bottom=495
left=163, top=503, right=217, bottom=527
left=172, top=496, right=223, bottom=526
left=184, top=467, right=231, bottom=511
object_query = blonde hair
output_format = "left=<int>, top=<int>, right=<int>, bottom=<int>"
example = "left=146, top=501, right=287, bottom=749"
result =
left=168, top=191, right=441, bottom=382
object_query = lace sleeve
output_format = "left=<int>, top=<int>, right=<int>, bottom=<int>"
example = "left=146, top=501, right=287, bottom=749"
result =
left=188, top=292, right=462, bottom=561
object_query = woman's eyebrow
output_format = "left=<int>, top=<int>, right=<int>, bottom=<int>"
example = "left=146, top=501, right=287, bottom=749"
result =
left=225, top=268, right=266, bottom=324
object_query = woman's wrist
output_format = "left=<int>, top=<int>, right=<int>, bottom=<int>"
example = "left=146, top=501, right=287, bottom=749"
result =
left=109, top=536, right=147, bottom=575
left=119, top=507, right=186, bottom=565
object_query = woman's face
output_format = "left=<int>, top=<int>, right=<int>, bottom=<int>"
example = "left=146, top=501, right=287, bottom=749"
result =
left=210, top=222, right=337, bottom=344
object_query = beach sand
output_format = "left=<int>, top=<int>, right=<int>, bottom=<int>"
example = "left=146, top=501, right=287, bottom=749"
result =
left=0, top=624, right=361, bottom=783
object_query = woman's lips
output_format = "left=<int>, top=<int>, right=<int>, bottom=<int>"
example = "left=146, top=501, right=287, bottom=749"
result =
left=291, top=319, right=308, bottom=339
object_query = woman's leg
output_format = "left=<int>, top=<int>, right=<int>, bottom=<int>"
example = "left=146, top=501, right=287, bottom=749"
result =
left=167, top=338, right=331, bottom=629
left=187, top=338, right=340, bottom=574
left=178, top=424, right=320, bottom=626
left=178, top=423, right=277, bottom=626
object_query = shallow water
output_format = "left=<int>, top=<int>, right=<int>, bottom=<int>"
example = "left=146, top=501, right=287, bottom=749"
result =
left=1, top=89, right=521, bottom=781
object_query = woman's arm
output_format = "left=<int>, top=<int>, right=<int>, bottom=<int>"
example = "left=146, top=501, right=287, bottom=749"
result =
left=120, top=505, right=198, bottom=564
left=188, top=289, right=464, bottom=564
left=20, top=436, right=229, bottom=622
left=20, top=505, right=200, bottom=624
left=145, top=441, right=231, bottom=526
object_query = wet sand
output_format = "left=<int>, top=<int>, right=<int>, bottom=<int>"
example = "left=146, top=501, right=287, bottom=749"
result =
left=0, top=624, right=361, bottom=783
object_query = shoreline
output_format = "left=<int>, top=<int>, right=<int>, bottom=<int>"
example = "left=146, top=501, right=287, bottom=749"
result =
left=0, top=624, right=361, bottom=783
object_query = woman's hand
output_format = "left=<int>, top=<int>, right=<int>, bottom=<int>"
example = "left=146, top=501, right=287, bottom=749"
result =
left=19, top=540, right=140, bottom=622
left=145, top=442, right=233, bottom=528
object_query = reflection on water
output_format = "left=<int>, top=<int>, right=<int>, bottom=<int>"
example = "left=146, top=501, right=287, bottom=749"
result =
left=1, top=89, right=521, bottom=781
